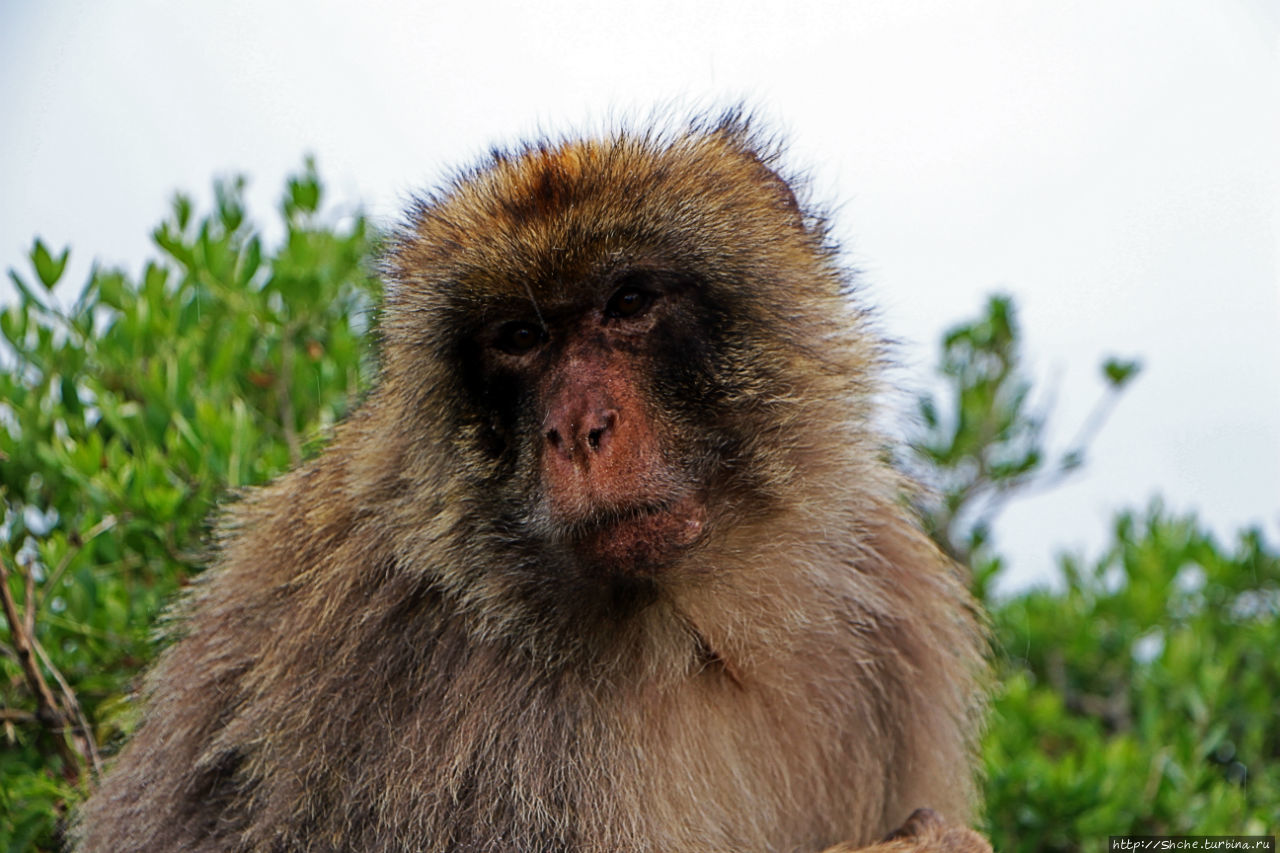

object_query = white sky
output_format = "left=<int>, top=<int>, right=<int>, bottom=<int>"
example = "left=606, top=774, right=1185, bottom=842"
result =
left=3, top=1, right=1278, bottom=591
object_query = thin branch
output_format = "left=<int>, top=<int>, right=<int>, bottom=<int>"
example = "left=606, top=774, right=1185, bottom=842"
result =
left=0, top=555, right=85, bottom=779
left=1060, top=385, right=1125, bottom=465
left=1, top=708, right=38, bottom=724
left=33, top=634, right=102, bottom=777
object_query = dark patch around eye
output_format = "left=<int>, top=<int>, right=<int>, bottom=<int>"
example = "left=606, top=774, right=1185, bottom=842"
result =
left=456, top=337, right=524, bottom=460
left=495, top=321, right=547, bottom=355
left=605, top=286, right=653, bottom=319
left=604, top=271, right=661, bottom=319
left=648, top=290, right=733, bottom=407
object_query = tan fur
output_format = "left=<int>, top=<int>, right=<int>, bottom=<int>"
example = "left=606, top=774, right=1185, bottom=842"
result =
left=75, top=113, right=988, bottom=852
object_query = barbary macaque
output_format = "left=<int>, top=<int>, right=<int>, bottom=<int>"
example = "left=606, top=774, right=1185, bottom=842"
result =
left=75, top=114, right=991, bottom=853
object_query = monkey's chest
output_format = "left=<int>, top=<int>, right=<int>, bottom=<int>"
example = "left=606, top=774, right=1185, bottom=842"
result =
left=380, top=669, right=877, bottom=853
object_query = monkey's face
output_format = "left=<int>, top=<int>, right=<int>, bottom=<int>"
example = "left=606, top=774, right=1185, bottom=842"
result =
left=385, top=131, right=866, bottom=590
left=458, top=266, right=726, bottom=576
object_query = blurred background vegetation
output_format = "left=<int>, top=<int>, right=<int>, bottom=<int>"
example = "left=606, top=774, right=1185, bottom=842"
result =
left=1, top=166, right=1276, bottom=851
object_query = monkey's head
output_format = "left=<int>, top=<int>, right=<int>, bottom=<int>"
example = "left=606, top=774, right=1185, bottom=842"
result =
left=377, top=115, right=880, bottom=633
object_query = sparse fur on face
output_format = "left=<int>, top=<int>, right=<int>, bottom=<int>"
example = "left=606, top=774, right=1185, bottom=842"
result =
left=75, top=112, right=989, bottom=853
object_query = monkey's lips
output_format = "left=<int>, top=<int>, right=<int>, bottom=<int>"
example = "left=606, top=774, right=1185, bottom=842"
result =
left=572, top=494, right=707, bottom=572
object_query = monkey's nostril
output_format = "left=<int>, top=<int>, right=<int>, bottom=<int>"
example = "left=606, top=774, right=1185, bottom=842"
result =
left=587, top=410, right=616, bottom=452
left=546, top=409, right=615, bottom=456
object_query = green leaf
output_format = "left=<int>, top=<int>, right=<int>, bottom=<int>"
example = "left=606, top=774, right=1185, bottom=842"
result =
left=153, top=223, right=191, bottom=267
left=7, top=269, right=42, bottom=308
left=239, top=235, right=263, bottom=288
left=96, top=270, right=129, bottom=311
left=173, top=192, right=193, bottom=231
left=288, top=174, right=321, bottom=215
left=215, top=176, right=246, bottom=233
left=0, top=303, right=29, bottom=350
left=31, top=238, right=70, bottom=290
left=60, top=375, right=83, bottom=418
left=1103, top=358, right=1142, bottom=388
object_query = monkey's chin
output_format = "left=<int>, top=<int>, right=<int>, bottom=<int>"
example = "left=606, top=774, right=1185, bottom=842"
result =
left=572, top=495, right=707, bottom=575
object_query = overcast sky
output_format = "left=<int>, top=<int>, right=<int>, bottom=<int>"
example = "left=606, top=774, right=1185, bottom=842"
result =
left=3, top=1, right=1277, bottom=591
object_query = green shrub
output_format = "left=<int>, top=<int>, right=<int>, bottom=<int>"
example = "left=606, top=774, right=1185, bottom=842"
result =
left=1, top=162, right=379, bottom=848
left=984, top=509, right=1278, bottom=850
left=909, top=298, right=1277, bottom=848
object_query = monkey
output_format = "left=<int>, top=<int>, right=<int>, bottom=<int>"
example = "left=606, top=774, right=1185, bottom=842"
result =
left=73, top=112, right=990, bottom=853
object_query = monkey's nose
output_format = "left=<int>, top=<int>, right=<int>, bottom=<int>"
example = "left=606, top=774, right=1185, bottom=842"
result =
left=545, top=408, right=617, bottom=461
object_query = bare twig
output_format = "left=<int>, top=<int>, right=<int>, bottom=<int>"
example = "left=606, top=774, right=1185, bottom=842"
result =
left=34, top=635, right=102, bottom=776
left=1, top=708, right=38, bottom=724
left=1, top=558, right=62, bottom=718
left=0, top=555, right=91, bottom=783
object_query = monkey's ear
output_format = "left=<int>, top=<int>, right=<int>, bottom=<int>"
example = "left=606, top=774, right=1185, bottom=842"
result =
left=742, top=151, right=806, bottom=232
left=700, top=109, right=806, bottom=230
left=763, top=167, right=805, bottom=228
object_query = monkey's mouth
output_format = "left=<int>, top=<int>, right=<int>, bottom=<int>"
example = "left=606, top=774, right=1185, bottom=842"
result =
left=569, top=493, right=707, bottom=573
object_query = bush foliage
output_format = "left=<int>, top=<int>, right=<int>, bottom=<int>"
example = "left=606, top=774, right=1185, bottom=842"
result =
left=1, top=168, right=1275, bottom=851
left=1, top=164, right=379, bottom=848
left=913, top=298, right=1277, bottom=845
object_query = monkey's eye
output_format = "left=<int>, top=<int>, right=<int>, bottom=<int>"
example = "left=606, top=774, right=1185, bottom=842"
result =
left=605, top=285, right=655, bottom=319
left=494, top=321, right=547, bottom=355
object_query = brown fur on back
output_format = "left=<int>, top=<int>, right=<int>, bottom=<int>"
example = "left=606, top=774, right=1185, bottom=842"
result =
left=75, top=114, right=987, bottom=853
